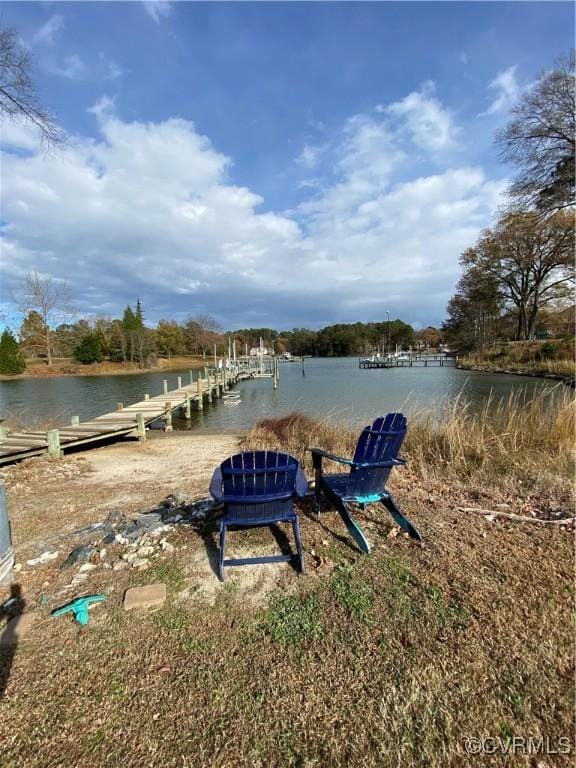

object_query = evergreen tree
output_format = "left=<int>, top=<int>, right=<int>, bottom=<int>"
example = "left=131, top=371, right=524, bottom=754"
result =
left=0, top=329, right=26, bottom=375
left=73, top=333, right=103, bottom=364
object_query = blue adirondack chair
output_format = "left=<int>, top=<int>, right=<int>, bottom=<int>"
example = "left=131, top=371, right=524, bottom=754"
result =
left=309, top=413, right=421, bottom=553
left=209, top=450, right=307, bottom=581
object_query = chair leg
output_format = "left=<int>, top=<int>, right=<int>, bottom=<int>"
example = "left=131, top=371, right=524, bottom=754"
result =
left=218, top=521, right=226, bottom=581
left=292, top=517, right=304, bottom=574
left=381, top=494, right=422, bottom=542
left=314, top=470, right=322, bottom=515
left=334, top=498, right=371, bottom=554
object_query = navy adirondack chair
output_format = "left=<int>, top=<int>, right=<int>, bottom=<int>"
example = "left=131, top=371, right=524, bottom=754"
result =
left=309, top=413, right=422, bottom=554
left=209, top=450, right=307, bottom=581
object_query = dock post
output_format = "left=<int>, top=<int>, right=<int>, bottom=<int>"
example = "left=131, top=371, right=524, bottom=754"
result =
left=0, top=426, right=10, bottom=438
left=197, top=377, right=203, bottom=410
left=117, top=402, right=124, bottom=411
left=163, top=379, right=168, bottom=395
left=144, top=393, right=150, bottom=401
left=189, top=369, right=194, bottom=385
left=164, top=403, right=173, bottom=431
left=71, top=416, right=80, bottom=426
left=207, top=374, right=213, bottom=403
left=273, top=357, right=278, bottom=389
left=136, top=413, right=146, bottom=442
left=47, top=429, right=62, bottom=460
left=177, top=376, right=182, bottom=389
left=184, top=396, right=191, bottom=419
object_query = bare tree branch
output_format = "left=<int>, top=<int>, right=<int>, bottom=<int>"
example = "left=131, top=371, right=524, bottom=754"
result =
left=0, top=26, right=64, bottom=147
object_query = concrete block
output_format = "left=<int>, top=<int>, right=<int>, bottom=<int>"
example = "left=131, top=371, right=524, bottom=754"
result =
left=123, top=583, right=166, bottom=611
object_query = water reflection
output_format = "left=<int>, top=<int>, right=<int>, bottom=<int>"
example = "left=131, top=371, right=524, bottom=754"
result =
left=0, top=358, right=554, bottom=432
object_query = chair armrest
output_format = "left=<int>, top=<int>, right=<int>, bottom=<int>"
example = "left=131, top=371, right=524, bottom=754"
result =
left=209, top=466, right=224, bottom=503
left=295, top=466, right=309, bottom=497
left=308, top=447, right=355, bottom=467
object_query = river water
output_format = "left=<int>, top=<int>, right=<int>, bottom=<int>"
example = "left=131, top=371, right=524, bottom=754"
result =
left=0, top=358, right=557, bottom=432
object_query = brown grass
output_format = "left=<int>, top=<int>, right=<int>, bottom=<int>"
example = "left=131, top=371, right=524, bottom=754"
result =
left=244, top=386, right=575, bottom=505
left=0, top=402, right=574, bottom=767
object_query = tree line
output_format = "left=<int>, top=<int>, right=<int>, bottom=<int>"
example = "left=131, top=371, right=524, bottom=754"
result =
left=443, top=52, right=575, bottom=352
left=0, top=270, right=443, bottom=374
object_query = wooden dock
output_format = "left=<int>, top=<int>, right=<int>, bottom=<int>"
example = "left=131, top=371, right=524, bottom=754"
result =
left=359, top=354, right=457, bottom=369
left=0, top=368, right=237, bottom=466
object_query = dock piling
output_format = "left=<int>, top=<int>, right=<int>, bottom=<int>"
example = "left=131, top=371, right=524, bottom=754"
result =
left=136, top=413, right=146, bottom=441
left=71, top=416, right=80, bottom=426
left=197, top=377, right=203, bottom=410
left=117, top=402, right=124, bottom=411
left=163, top=380, right=168, bottom=395
left=177, top=376, right=182, bottom=389
left=47, top=429, right=62, bottom=460
left=164, top=403, right=173, bottom=432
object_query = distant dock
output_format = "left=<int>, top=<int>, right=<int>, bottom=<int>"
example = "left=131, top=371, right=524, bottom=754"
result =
left=359, top=354, right=457, bottom=369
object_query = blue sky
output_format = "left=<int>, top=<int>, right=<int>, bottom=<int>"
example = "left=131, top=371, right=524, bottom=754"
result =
left=0, top=1, right=573, bottom=331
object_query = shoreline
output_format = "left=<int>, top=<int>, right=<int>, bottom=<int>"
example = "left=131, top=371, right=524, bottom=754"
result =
left=0, top=358, right=208, bottom=382
left=456, top=363, right=575, bottom=388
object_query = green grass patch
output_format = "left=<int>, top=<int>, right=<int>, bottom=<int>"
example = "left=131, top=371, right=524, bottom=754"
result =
left=263, top=593, right=323, bottom=645
left=152, top=605, right=192, bottom=633
left=330, top=565, right=373, bottom=623
left=146, top=560, right=185, bottom=592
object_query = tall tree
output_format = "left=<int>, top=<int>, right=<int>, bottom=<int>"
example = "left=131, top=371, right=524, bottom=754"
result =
left=461, top=211, right=574, bottom=341
left=0, top=26, right=63, bottom=146
left=16, top=271, right=73, bottom=365
left=496, top=51, right=575, bottom=214
left=0, top=329, right=26, bottom=375
left=155, top=320, right=185, bottom=359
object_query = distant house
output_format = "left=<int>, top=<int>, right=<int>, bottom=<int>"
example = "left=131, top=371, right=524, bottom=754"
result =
left=249, top=346, right=270, bottom=357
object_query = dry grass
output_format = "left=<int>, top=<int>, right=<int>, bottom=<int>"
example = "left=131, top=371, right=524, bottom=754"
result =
left=0, top=407, right=574, bottom=767
left=460, top=339, right=575, bottom=381
left=245, top=386, right=575, bottom=506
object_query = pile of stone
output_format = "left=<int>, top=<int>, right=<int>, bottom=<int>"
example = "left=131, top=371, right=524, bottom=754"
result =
left=23, top=491, right=218, bottom=589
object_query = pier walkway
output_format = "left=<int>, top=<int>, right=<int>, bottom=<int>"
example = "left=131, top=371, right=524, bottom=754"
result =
left=359, top=354, right=457, bottom=369
left=0, top=368, right=237, bottom=465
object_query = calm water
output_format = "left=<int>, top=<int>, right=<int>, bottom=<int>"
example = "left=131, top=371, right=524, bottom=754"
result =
left=0, top=358, right=558, bottom=432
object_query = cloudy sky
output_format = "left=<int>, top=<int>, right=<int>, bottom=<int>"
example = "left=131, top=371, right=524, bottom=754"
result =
left=0, top=1, right=573, bottom=331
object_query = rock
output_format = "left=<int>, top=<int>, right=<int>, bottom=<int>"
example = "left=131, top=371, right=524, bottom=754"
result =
left=101, top=532, right=117, bottom=545
left=131, top=558, right=150, bottom=569
left=70, top=521, right=105, bottom=537
left=60, top=544, right=97, bottom=570
left=164, top=514, right=183, bottom=524
left=114, top=534, right=129, bottom=546
left=79, top=563, right=97, bottom=573
left=70, top=573, right=89, bottom=586
left=137, top=546, right=155, bottom=558
left=0, top=613, right=36, bottom=647
left=121, top=513, right=164, bottom=541
left=106, top=509, right=124, bottom=526
left=103, top=563, right=112, bottom=570
left=13, top=563, right=22, bottom=573
left=99, top=549, right=107, bottom=561
left=159, top=539, right=175, bottom=554
left=123, top=583, right=166, bottom=611
left=27, top=551, right=59, bottom=567
left=122, top=552, right=139, bottom=564
left=113, top=561, right=130, bottom=572
left=165, top=490, right=194, bottom=508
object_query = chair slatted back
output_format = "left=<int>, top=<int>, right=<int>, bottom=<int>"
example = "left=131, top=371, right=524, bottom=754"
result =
left=347, top=414, right=407, bottom=499
left=220, top=451, right=299, bottom=522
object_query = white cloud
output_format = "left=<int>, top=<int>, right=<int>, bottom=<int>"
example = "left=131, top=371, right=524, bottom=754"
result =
left=143, top=1, right=173, bottom=24
left=0, top=93, right=507, bottom=327
left=33, top=15, right=65, bottom=46
left=296, top=144, right=325, bottom=169
left=480, top=66, right=520, bottom=116
left=386, top=82, right=459, bottom=152
left=47, top=54, right=87, bottom=80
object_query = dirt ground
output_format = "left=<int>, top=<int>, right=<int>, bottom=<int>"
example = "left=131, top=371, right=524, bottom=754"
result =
left=0, top=433, right=574, bottom=767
